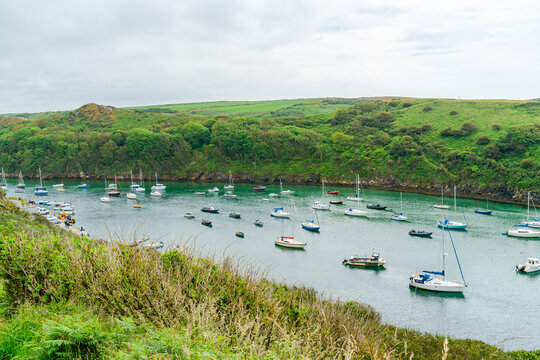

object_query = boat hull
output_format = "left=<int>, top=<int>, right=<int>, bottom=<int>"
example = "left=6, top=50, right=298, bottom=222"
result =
left=409, top=276, right=465, bottom=293
left=506, top=229, right=540, bottom=238
left=433, top=204, right=450, bottom=209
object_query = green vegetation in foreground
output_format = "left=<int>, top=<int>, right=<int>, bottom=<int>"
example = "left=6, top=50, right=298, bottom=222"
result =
left=0, top=97, right=539, bottom=195
left=1, top=195, right=537, bottom=359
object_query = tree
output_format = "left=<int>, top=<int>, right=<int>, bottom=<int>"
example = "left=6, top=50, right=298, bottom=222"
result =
left=182, top=122, right=210, bottom=149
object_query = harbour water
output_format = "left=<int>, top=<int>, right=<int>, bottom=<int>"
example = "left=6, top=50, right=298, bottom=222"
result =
left=5, top=180, right=540, bottom=350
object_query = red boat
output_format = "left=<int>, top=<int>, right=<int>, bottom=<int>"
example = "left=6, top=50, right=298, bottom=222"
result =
left=252, top=186, right=266, bottom=191
left=327, top=190, right=339, bottom=195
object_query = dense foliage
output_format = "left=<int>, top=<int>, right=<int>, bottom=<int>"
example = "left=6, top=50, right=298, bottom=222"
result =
left=0, top=195, right=534, bottom=359
left=0, top=98, right=539, bottom=193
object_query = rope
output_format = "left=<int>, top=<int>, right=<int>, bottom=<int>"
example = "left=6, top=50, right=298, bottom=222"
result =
left=446, top=227, right=467, bottom=286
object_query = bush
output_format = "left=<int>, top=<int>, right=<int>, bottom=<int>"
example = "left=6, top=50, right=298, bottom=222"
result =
left=440, top=122, right=478, bottom=137
left=450, top=111, right=458, bottom=115
left=492, top=124, right=501, bottom=130
left=521, top=158, right=535, bottom=169
left=421, top=124, right=432, bottom=131
left=402, top=103, right=412, bottom=108
left=476, top=136, right=491, bottom=145
left=461, top=122, right=478, bottom=134
left=388, top=101, right=398, bottom=107
left=423, top=106, right=432, bottom=112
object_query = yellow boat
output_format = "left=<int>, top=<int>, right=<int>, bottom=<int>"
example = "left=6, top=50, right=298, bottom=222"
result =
left=133, top=205, right=142, bottom=209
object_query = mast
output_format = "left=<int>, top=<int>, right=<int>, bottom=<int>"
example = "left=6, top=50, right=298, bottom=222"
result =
left=130, top=170, right=134, bottom=185
left=39, top=167, right=43, bottom=187
left=441, top=188, right=444, bottom=206
left=155, top=172, right=158, bottom=185
left=280, top=178, right=283, bottom=192
left=139, top=169, right=143, bottom=187
left=19, top=171, right=24, bottom=184
left=400, top=192, right=403, bottom=213
left=454, top=186, right=457, bottom=215
left=322, top=179, right=325, bottom=199
left=442, top=229, right=446, bottom=279
left=527, top=191, right=530, bottom=221
left=356, top=174, right=359, bottom=198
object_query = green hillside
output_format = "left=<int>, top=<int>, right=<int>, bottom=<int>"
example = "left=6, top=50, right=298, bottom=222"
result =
left=0, top=97, right=538, bottom=197
left=0, top=194, right=535, bottom=359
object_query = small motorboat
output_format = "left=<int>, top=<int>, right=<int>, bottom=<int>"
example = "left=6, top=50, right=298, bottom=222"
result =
left=229, top=212, right=241, bottom=218
left=201, top=219, right=212, bottom=227
left=280, top=189, right=294, bottom=195
left=46, top=215, right=61, bottom=224
left=37, top=207, right=49, bottom=215
left=143, top=241, right=164, bottom=250
left=108, top=190, right=121, bottom=197
left=301, top=220, right=320, bottom=232
left=275, top=236, right=306, bottom=249
left=194, top=191, right=206, bottom=195
left=327, top=190, right=339, bottom=195
left=271, top=207, right=290, bottom=218
left=268, top=193, right=279, bottom=197
left=235, top=232, right=245, bottom=238
left=133, top=205, right=142, bottom=208
left=135, top=187, right=145, bottom=193
left=516, top=258, right=540, bottom=273
left=367, top=203, right=386, bottom=210
left=150, top=190, right=162, bottom=197
left=78, top=183, right=88, bottom=189
left=38, top=200, right=50, bottom=206
left=201, top=206, right=219, bottom=213
left=329, top=199, right=343, bottom=205
left=409, top=229, right=433, bottom=237
left=254, top=219, right=264, bottom=226
left=184, top=212, right=195, bottom=219
left=252, top=186, right=266, bottom=192
left=474, top=209, right=492, bottom=215
left=433, top=204, right=450, bottom=209
left=223, top=192, right=237, bottom=199
left=343, top=253, right=386, bottom=267
left=344, top=208, right=368, bottom=217
left=208, top=187, right=219, bottom=193
left=391, top=213, right=408, bottom=221
left=312, top=201, right=330, bottom=210
left=127, top=192, right=137, bottom=200
left=101, top=196, right=111, bottom=203
left=437, top=219, right=467, bottom=230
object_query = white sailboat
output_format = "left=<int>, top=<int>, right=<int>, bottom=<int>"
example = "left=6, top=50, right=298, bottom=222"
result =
left=224, top=171, right=234, bottom=190
left=0, top=168, right=7, bottom=190
left=437, top=186, right=467, bottom=230
left=433, top=188, right=450, bottom=209
left=409, top=226, right=467, bottom=293
left=127, top=171, right=137, bottom=199
left=346, top=174, right=362, bottom=201
left=34, top=167, right=48, bottom=196
left=15, top=171, right=25, bottom=192
left=101, top=179, right=111, bottom=203
left=505, top=192, right=540, bottom=237
left=344, top=208, right=368, bottom=217
left=521, top=192, right=540, bottom=228
left=280, top=178, right=294, bottom=195
left=313, top=179, right=330, bottom=210
left=135, top=169, right=145, bottom=192
left=391, top=192, right=408, bottom=221
left=271, top=207, right=290, bottom=218
left=151, top=172, right=166, bottom=191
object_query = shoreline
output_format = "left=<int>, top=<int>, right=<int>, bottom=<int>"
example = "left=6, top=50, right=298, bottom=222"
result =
left=4, top=172, right=538, bottom=206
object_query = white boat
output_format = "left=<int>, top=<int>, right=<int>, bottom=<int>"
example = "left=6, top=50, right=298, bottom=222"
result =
left=101, top=196, right=111, bottom=203
left=135, top=169, right=145, bottom=192
left=433, top=188, right=450, bottom=209
left=150, top=190, right=162, bottom=197
left=37, top=207, right=49, bottom=215
left=269, top=193, right=278, bottom=197
left=344, top=208, right=368, bottom=217
left=34, top=167, right=48, bottom=196
left=143, top=241, right=164, bottom=250
left=437, top=186, right=467, bottom=230
left=346, top=174, right=362, bottom=202
left=224, top=171, right=234, bottom=190
left=313, top=179, right=330, bottom=210
left=57, top=186, right=66, bottom=192
left=15, top=171, right=25, bottom=192
left=391, top=192, right=408, bottom=221
left=127, top=192, right=137, bottom=200
left=279, top=179, right=294, bottom=195
left=343, top=253, right=386, bottom=267
left=194, top=191, right=206, bottom=195
left=151, top=172, right=166, bottom=191
left=409, top=225, right=467, bottom=293
left=46, top=215, right=61, bottom=224
left=0, top=168, right=7, bottom=190
left=223, top=191, right=237, bottom=199
left=271, top=207, right=290, bottom=218
left=52, top=182, right=64, bottom=188
left=506, top=228, right=540, bottom=238
left=521, top=192, right=540, bottom=228
left=274, top=236, right=306, bottom=249
left=516, top=258, right=540, bottom=273
left=129, top=170, right=139, bottom=190
left=184, top=212, right=195, bottom=219
left=101, top=179, right=111, bottom=202
left=208, top=186, right=219, bottom=193
left=107, top=176, right=121, bottom=197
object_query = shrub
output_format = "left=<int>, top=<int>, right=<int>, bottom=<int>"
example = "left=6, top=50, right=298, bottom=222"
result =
left=461, top=122, right=478, bottom=134
left=388, top=101, right=398, bottom=107
left=423, top=106, right=432, bottom=112
left=492, top=124, right=501, bottom=131
left=440, top=122, right=478, bottom=137
left=402, top=102, right=412, bottom=108
left=450, top=111, right=458, bottom=115
left=421, top=124, right=432, bottom=131
left=476, top=136, right=491, bottom=145
left=521, top=158, right=535, bottom=168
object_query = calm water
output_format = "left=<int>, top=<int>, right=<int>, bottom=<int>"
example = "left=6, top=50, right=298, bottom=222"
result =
left=5, top=180, right=540, bottom=350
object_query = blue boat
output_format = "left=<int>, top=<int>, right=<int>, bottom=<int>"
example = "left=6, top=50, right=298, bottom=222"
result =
left=474, top=209, right=492, bottom=215
left=78, top=183, right=88, bottom=189
left=34, top=167, right=48, bottom=196
left=437, top=186, right=467, bottom=230
left=301, top=220, right=320, bottom=232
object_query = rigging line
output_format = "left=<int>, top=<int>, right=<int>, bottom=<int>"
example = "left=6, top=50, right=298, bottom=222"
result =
left=456, top=190, right=468, bottom=223
left=446, top=227, right=467, bottom=286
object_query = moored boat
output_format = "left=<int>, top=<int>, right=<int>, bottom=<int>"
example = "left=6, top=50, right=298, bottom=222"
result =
left=343, top=253, right=386, bottom=267
left=344, top=208, right=368, bottom=217
left=223, top=191, right=237, bottom=199
left=201, top=219, right=212, bottom=227
left=254, top=219, right=264, bottom=226
left=271, top=207, right=290, bottom=218
left=274, top=236, right=306, bottom=249
left=327, top=190, right=339, bottom=195
left=229, top=212, right=241, bottom=218
left=208, top=186, right=219, bottom=193
left=34, top=167, right=48, bottom=196
left=252, top=185, right=266, bottom=192
left=201, top=206, right=219, bottom=213
left=78, top=183, right=88, bottom=189
left=505, top=228, right=540, bottom=238
left=0, top=168, right=7, bottom=190
left=15, top=171, right=25, bottom=192
left=301, top=220, right=320, bottom=232
left=235, top=231, right=244, bottom=238
left=184, top=212, right=195, bottom=219
left=367, top=203, right=386, bottom=210
left=516, top=258, right=540, bottom=273
left=409, top=229, right=433, bottom=237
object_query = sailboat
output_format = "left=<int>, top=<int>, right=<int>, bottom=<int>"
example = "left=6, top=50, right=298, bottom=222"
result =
left=437, top=186, right=467, bottom=230
left=433, top=188, right=450, bottom=209
left=313, top=179, right=330, bottom=210
left=346, top=174, right=362, bottom=202
left=409, top=226, right=467, bottom=293
left=474, top=198, right=492, bottom=215
left=101, top=179, right=111, bottom=203
left=391, top=192, right=408, bottom=221
left=127, top=171, right=137, bottom=199
left=280, top=178, right=294, bottom=195
left=506, top=192, right=540, bottom=238
left=276, top=197, right=306, bottom=248
left=15, top=171, right=25, bottom=192
left=302, top=208, right=320, bottom=232
left=224, top=171, right=234, bottom=190
left=135, top=169, right=145, bottom=192
left=521, top=192, right=540, bottom=228
left=107, top=175, right=121, bottom=197
left=34, top=167, right=48, bottom=196
left=0, top=168, right=7, bottom=190
left=151, top=172, right=166, bottom=191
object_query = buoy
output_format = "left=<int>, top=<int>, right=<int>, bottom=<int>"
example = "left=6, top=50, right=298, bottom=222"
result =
left=133, top=205, right=142, bottom=208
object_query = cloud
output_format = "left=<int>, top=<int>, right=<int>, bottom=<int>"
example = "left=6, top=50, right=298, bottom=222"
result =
left=1, top=0, right=540, bottom=113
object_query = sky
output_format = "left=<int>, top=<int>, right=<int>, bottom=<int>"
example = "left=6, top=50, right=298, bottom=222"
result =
left=1, top=0, right=540, bottom=113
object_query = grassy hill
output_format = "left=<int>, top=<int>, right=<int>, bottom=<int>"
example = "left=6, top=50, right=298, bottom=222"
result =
left=0, top=194, right=536, bottom=359
left=0, top=97, right=538, bottom=197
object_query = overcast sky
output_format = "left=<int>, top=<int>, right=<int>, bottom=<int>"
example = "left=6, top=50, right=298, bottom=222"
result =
left=1, top=0, right=540, bottom=113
